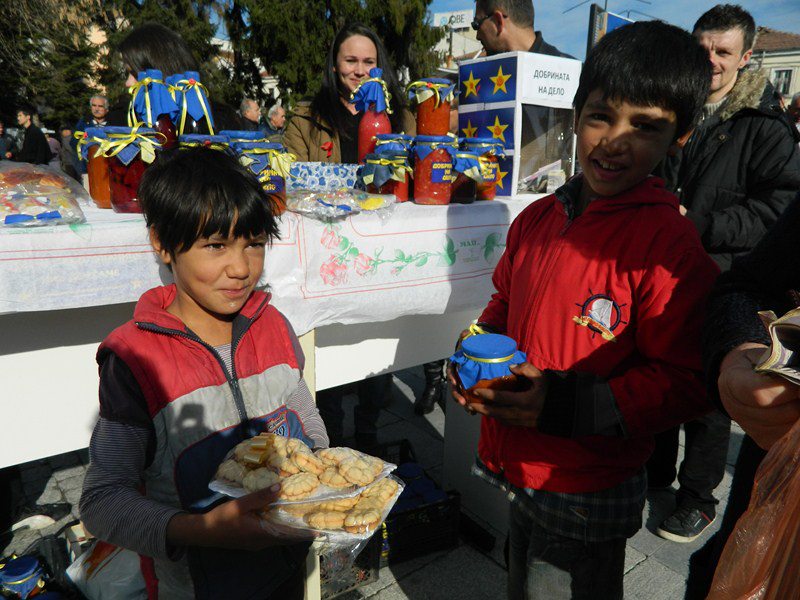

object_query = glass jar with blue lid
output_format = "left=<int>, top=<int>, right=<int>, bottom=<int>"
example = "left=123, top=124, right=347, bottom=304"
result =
left=449, top=332, right=527, bottom=403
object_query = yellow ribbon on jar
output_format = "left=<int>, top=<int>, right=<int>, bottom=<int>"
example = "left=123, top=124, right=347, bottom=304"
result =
left=96, top=126, right=165, bottom=164
left=73, top=131, right=106, bottom=161
left=127, top=77, right=161, bottom=127
left=173, top=77, right=215, bottom=135
left=238, top=147, right=296, bottom=179
left=406, top=80, right=456, bottom=109
left=462, top=352, right=516, bottom=364
left=362, top=156, right=413, bottom=185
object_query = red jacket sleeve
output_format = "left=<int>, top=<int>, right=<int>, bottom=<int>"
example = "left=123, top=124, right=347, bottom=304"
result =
left=610, top=243, right=720, bottom=437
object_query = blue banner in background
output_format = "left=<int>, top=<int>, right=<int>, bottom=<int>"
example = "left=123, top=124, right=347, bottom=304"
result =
left=459, top=107, right=515, bottom=150
left=459, top=56, right=518, bottom=105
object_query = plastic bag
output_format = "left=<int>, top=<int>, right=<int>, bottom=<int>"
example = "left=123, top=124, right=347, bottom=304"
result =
left=65, top=540, right=146, bottom=600
left=707, top=416, right=800, bottom=599
left=0, top=162, right=88, bottom=227
left=285, top=188, right=394, bottom=220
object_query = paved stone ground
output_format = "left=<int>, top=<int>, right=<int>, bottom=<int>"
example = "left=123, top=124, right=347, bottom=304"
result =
left=2, top=367, right=743, bottom=599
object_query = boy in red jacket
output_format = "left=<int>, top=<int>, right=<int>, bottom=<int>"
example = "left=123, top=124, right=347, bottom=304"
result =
left=80, top=148, right=327, bottom=599
left=449, top=22, right=719, bottom=599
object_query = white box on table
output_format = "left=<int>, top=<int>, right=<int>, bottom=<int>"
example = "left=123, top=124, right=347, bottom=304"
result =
left=457, top=51, right=582, bottom=198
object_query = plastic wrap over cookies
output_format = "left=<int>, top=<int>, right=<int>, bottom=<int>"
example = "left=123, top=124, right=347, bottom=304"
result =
left=288, top=162, right=361, bottom=191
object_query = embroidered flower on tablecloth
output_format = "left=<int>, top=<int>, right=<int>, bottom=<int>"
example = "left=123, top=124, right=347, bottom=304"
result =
left=320, top=255, right=348, bottom=285
left=353, top=253, right=374, bottom=276
left=321, top=227, right=342, bottom=250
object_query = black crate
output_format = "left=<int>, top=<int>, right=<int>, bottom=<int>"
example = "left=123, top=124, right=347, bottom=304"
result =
left=373, top=439, right=461, bottom=566
left=320, top=532, right=381, bottom=600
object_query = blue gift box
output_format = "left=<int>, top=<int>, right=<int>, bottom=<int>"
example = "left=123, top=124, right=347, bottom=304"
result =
left=288, top=162, right=362, bottom=191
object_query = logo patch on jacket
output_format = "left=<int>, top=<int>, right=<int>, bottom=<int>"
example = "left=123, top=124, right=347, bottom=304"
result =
left=265, top=412, right=289, bottom=437
left=573, top=292, right=627, bottom=341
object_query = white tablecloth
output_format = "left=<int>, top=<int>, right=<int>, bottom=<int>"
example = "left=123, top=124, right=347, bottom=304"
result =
left=0, top=199, right=534, bottom=334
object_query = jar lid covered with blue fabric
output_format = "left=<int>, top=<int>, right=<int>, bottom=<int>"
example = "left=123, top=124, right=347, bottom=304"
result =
left=449, top=332, right=527, bottom=402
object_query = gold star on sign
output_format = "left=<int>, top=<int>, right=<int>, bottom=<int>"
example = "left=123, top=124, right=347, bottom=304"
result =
left=496, top=167, right=509, bottom=190
left=486, top=115, right=509, bottom=143
left=461, top=119, right=478, bottom=138
left=463, top=71, right=480, bottom=98
left=489, top=66, right=512, bottom=94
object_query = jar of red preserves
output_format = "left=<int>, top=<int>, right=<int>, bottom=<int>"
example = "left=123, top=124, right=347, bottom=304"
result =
left=223, top=131, right=295, bottom=214
left=452, top=151, right=486, bottom=204
left=129, top=69, right=179, bottom=150
left=361, top=152, right=412, bottom=202
left=413, top=135, right=457, bottom=205
left=463, top=137, right=505, bottom=200
left=100, top=126, right=164, bottom=213
left=349, top=68, right=393, bottom=163
left=407, top=78, right=456, bottom=136
left=76, top=127, right=111, bottom=208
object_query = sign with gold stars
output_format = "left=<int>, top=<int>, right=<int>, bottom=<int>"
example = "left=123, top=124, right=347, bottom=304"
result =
left=457, top=50, right=582, bottom=198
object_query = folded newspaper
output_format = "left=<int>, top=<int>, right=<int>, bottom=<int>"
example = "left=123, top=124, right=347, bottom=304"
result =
left=755, top=308, right=800, bottom=385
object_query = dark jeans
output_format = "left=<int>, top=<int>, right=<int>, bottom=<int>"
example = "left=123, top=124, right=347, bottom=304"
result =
left=507, top=502, right=626, bottom=600
left=647, top=410, right=731, bottom=514
left=684, top=434, right=767, bottom=599
left=315, top=374, right=392, bottom=447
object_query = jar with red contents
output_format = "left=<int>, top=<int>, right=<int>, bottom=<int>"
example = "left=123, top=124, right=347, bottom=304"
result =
left=349, top=68, right=393, bottom=163
left=129, top=69, right=179, bottom=150
left=223, top=131, right=294, bottom=214
left=77, top=127, right=111, bottom=208
left=463, top=137, right=505, bottom=200
left=413, top=135, right=458, bottom=205
left=101, top=126, right=164, bottom=213
left=361, top=152, right=412, bottom=202
left=451, top=151, right=483, bottom=204
left=407, top=79, right=456, bottom=136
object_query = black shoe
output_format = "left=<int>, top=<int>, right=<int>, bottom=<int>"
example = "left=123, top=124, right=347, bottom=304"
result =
left=656, top=506, right=715, bottom=543
left=415, top=361, right=445, bottom=415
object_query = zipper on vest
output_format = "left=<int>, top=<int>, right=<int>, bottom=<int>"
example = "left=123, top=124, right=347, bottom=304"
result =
left=135, top=322, right=250, bottom=424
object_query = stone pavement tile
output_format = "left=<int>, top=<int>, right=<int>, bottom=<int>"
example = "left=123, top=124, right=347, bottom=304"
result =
left=57, top=474, right=85, bottom=494
left=623, top=558, right=686, bottom=600
left=63, top=486, right=82, bottom=506
left=376, top=421, right=443, bottom=472
left=31, top=477, right=64, bottom=505
left=625, top=546, right=647, bottom=573
left=727, top=427, right=744, bottom=467
left=53, top=464, right=87, bottom=483
left=628, top=492, right=673, bottom=557
left=336, top=550, right=451, bottom=599
left=4, top=529, right=42, bottom=556
left=339, top=392, right=405, bottom=442
left=650, top=516, right=722, bottom=579
left=366, top=544, right=507, bottom=599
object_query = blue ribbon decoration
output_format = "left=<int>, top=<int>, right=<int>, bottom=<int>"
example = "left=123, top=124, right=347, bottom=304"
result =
left=374, top=133, right=414, bottom=154
left=131, top=69, right=180, bottom=126
left=414, top=135, right=458, bottom=163
left=359, top=151, right=411, bottom=189
left=453, top=151, right=484, bottom=182
left=349, top=67, right=392, bottom=114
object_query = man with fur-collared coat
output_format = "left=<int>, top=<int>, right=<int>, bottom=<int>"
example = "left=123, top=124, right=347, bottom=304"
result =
left=651, top=4, right=800, bottom=552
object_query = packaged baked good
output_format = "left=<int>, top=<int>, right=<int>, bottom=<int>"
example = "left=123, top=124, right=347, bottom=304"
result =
left=0, top=163, right=88, bottom=227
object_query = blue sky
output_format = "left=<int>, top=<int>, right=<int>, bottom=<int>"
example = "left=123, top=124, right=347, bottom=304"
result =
left=429, top=0, right=800, bottom=59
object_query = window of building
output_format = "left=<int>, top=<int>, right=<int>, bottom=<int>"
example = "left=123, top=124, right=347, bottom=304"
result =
left=772, top=69, right=793, bottom=96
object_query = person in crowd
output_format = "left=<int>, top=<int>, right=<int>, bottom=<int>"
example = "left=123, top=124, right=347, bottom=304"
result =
left=79, top=147, right=327, bottom=599
left=72, top=95, right=109, bottom=174
left=0, top=120, right=16, bottom=160
left=59, top=125, right=80, bottom=181
left=43, top=129, right=61, bottom=170
left=10, top=104, right=50, bottom=165
left=789, top=91, right=800, bottom=134
left=472, top=0, right=572, bottom=58
left=283, top=22, right=415, bottom=163
left=108, top=22, right=241, bottom=132
left=263, top=103, right=286, bottom=139
left=283, top=22, right=414, bottom=451
left=693, top=191, right=800, bottom=598
left=239, top=98, right=263, bottom=132
left=448, top=21, right=717, bottom=598
left=649, top=4, right=800, bottom=546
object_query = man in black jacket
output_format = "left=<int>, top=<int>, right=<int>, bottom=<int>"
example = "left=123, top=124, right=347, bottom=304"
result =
left=651, top=4, right=800, bottom=547
left=10, top=104, right=51, bottom=165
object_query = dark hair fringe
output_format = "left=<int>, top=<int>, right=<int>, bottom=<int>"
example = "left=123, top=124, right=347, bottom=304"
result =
left=139, top=147, right=280, bottom=256
left=574, top=21, right=712, bottom=138
left=693, top=4, right=756, bottom=53
left=311, top=22, right=407, bottom=140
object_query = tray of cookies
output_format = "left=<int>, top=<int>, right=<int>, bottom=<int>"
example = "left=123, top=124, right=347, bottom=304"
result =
left=209, top=433, right=397, bottom=506
left=263, top=475, right=405, bottom=544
